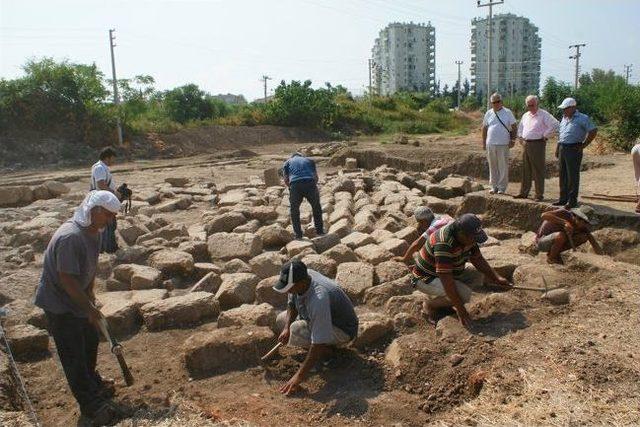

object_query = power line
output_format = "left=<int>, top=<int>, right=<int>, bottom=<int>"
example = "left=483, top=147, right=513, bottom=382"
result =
left=455, top=60, right=463, bottom=109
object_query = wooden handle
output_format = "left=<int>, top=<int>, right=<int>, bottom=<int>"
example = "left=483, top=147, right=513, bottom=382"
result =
left=261, top=342, right=283, bottom=361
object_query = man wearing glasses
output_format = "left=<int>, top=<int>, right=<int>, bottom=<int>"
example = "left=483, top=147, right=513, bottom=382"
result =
left=482, top=93, right=517, bottom=195
left=514, top=95, right=559, bottom=201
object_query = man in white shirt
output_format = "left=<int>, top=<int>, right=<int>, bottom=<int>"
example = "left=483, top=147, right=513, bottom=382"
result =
left=90, top=147, right=120, bottom=253
left=482, top=93, right=517, bottom=194
left=514, top=95, right=559, bottom=201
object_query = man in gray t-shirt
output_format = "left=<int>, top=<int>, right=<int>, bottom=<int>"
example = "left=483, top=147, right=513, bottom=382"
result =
left=273, top=260, right=358, bottom=395
left=34, top=191, right=122, bottom=424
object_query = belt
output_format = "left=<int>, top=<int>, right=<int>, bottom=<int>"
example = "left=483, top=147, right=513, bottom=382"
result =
left=524, top=138, right=545, bottom=142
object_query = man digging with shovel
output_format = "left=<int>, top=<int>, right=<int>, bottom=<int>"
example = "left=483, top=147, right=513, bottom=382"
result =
left=536, top=205, right=603, bottom=264
left=273, top=260, right=359, bottom=395
left=34, top=191, right=124, bottom=425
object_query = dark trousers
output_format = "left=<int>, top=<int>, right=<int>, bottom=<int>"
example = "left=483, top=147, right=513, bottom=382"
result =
left=520, top=139, right=546, bottom=197
left=558, top=144, right=583, bottom=205
left=289, top=179, right=323, bottom=238
left=100, top=218, right=118, bottom=254
left=46, top=311, right=103, bottom=414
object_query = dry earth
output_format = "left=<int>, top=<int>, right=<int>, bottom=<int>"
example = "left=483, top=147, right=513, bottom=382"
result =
left=1, top=128, right=639, bottom=427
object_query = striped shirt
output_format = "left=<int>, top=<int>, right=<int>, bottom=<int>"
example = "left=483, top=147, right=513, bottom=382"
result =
left=413, top=222, right=479, bottom=280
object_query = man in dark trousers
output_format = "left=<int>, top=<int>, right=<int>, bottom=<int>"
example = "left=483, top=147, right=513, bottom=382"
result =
left=554, top=97, right=598, bottom=209
left=282, top=152, right=324, bottom=239
left=91, top=147, right=121, bottom=253
left=274, top=260, right=358, bottom=395
left=34, top=191, right=122, bottom=425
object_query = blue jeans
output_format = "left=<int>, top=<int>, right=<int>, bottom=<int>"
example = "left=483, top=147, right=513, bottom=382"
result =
left=45, top=311, right=105, bottom=415
left=289, top=179, right=323, bottom=238
left=558, top=144, right=583, bottom=206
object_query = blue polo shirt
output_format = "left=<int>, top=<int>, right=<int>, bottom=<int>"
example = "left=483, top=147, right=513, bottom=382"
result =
left=282, top=155, right=317, bottom=184
left=558, top=111, right=597, bottom=145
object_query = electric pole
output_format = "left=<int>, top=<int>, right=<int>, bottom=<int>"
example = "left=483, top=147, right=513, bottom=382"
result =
left=455, top=60, right=463, bottom=109
left=260, top=75, right=272, bottom=103
left=478, top=0, right=503, bottom=109
left=109, top=29, right=123, bottom=146
left=624, top=64, right=633, bottom=84
left=368, top=59, right=373, bottom=97
left=569, top=43, right=586, bottom=89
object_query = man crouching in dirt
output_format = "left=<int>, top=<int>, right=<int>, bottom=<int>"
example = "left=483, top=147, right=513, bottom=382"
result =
left=274, top=260, right=359, bottom=395
left=536, top=205, right=602, bottom=264
left=411, top=214, right=511, bottom=328
left=34, top=191, right=123, bottom=425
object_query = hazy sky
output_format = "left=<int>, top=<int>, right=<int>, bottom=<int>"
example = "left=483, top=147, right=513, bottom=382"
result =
left=1, top=0, right=639, bottom=101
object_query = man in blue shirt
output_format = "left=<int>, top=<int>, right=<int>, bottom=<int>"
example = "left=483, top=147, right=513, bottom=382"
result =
left=282, top=153, right=324, bottom=239
left=553, top=98, right=598, bottom=209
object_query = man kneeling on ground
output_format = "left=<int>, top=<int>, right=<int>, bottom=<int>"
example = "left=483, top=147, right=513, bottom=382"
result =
left=274, top=260, right=358, bottom=395
left=536, top=205, right=602, bottom=264
left=411, top=214, right=511, bottom=328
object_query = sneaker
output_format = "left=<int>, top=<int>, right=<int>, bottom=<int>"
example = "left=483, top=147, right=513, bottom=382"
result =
left=497, top=190, right=506, bottom=195
left=552, top=200, right=566, bottom=206
left=489, top=189, right=496, bottom=195
left=564, top=202, right=578, bottom=209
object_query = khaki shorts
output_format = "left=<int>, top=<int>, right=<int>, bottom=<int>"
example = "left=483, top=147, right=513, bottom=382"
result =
left=537, top=232, right=560, bottom=253
left=414, top=277, right=472, bottom=303
left=275, top=311, right=351, bottom=349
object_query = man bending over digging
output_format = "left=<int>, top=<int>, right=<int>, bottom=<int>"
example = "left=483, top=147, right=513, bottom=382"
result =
left=411, top=214, right=511, bottom=328
left=274, top=260, right=358, bottom=395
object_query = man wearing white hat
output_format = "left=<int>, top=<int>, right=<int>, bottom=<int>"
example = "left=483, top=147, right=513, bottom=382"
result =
left=554, top=97, right=598, bottom=208
left=34, top=191, right=122, bottom=425
left=274, top=260, right=358, bottom=395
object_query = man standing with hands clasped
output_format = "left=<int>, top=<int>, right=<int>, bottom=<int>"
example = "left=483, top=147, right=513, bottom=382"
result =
left=554, top=97, right=598, bottom=209
left=482, top=93, right=517, bottom=195
left=514, top=95, right=559, bottom=201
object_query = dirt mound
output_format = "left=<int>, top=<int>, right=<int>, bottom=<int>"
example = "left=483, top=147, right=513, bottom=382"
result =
left=0, top=125, right=329, bottom=172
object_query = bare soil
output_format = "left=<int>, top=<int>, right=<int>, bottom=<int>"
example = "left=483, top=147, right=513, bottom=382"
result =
left=1, top=125, right=640, bottom=426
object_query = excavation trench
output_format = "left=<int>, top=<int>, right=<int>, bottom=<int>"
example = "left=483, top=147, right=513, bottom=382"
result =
left=330, top=148, right=612, bottom=182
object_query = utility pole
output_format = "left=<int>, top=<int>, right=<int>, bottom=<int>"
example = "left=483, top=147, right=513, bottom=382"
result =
left=478, top=0, right=503, bottom=109
left=569, top=43, right=586, bottom=90
left=368, top=59, right=373, bottom=97
left=455, top=60, right=463, bottom=109
left=260, top=75, right=272, bottom=103
left=624, top=64, right=633, bottom=84
left=109, top=29, right=123, bottom=146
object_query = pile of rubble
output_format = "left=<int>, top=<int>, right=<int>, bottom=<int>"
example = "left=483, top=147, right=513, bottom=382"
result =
left=0, top=180, right=70, bottom=208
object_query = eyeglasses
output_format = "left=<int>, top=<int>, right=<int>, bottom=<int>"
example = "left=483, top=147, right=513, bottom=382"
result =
left=491, top=100, right=501, bottom=104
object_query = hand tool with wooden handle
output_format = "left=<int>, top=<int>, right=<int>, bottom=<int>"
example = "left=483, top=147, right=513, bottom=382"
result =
left=261, top=342, right=283, bottom=362
left=97, top=317, right=134, bottom=386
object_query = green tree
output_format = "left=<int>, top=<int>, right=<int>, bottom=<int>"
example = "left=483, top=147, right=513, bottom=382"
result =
left=162, top=83, right=228, bottom=124
left=264, top=80, right=339, bottom=129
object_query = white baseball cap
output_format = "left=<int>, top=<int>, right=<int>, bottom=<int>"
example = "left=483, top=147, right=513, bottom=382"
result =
left=558, top=97, right=577, bottom=109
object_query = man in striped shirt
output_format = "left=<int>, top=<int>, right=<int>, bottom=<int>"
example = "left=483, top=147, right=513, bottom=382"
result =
left=411, top=214, right=511, bottom=328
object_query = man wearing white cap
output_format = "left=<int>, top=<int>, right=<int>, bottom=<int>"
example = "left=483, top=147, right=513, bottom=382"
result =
left=554, top=97, right=598, bottom=208
left=274, top=260, right=358, bottom=395
left=34, top=191, right=122, bottom=425
left=482, top=93, right=517, bottom=194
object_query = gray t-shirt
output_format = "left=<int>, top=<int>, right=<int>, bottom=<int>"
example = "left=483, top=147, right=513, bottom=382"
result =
left=288, top=270, right=359, bottom=343
left=34, top=220, right=100, bottom=317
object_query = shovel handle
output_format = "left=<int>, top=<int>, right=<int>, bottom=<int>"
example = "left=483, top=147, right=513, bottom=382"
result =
left=261, top=342, right=283, bottom=361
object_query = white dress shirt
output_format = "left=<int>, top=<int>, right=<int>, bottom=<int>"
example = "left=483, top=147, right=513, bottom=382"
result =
left=517, top=108, right=559, bottom=140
